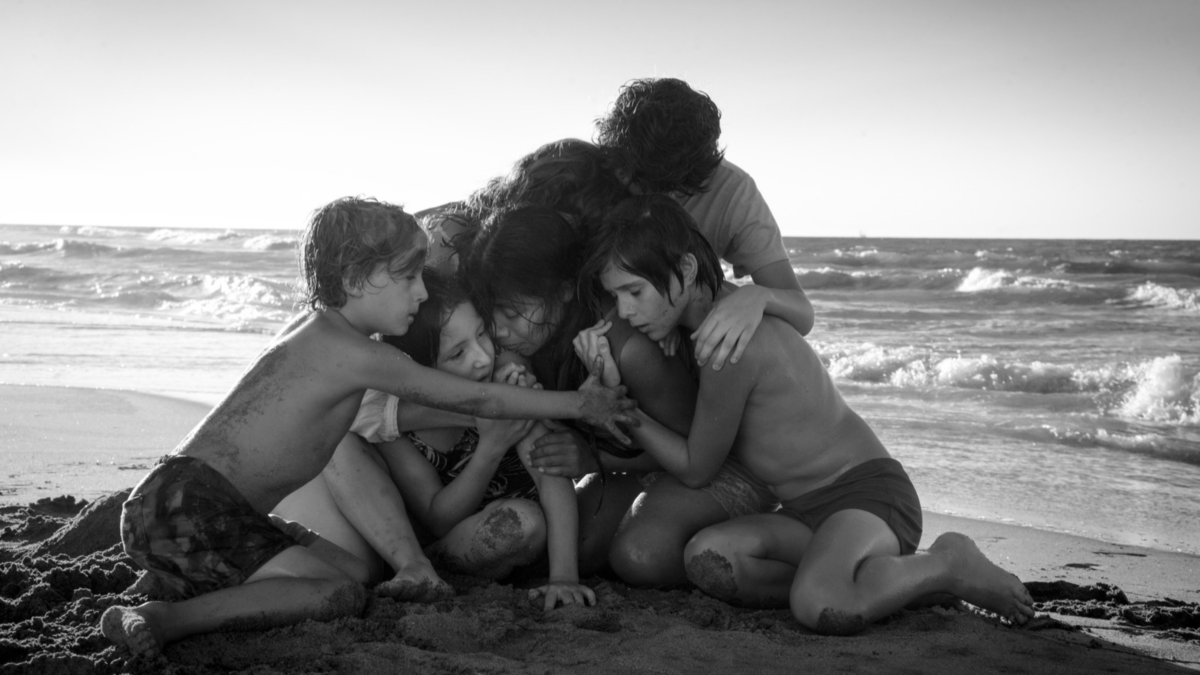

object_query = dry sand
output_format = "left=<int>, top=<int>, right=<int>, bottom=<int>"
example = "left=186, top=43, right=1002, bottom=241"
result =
left=1, top=384, right=1198, bottom=674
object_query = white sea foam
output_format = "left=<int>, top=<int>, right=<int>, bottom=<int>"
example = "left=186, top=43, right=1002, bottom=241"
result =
left=243, top=234, right=298, bottom=251
left=161, top=274, right=298, bottom=328
left=814, top=342, right=1195, bottom=402
left=955, top=267, right=1079, bottom=293
left=1118, top=355, right=1200, bottom=423
left=60, top=226, right=126, bottom=238
left=1126, top=282, right=1200, bottom=313
left=146, top=229, right=241, bottom=244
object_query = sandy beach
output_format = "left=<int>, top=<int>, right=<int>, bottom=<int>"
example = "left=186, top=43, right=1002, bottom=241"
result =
left=2, top=384, right=1198, bottom=674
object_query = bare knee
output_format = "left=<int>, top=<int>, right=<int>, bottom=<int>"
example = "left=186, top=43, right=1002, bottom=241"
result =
left=610, top=522, right=688, bottom=587
left=483, top=499, right=546, bottom=551
left=682, top=528, right=742, bottom=601
left=448, top=499, right=545, bottom=577
left=789, top=574, right=866, bottom=635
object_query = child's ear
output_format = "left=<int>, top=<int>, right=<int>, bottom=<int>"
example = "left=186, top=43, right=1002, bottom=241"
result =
left=680, top=254, right=698, bottom=286
left=343, top=276, right=364, bottom=299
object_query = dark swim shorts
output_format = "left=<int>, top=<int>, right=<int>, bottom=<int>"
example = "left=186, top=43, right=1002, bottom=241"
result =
left=120, top=455, right=316, bottom=599
left=777, top=458, right=923, bottom=555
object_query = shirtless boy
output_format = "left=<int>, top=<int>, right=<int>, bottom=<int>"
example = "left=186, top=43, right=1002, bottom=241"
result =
left=101, top=197, right=635, bottom=657
left=577, top=194, right=1035, bottom=634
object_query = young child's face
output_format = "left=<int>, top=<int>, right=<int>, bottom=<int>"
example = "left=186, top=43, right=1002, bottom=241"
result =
left=491, top=297, right=556, bottom=357
left=357, top=264, right=428, bottom=336
left=599, top=262, right=684, bottom=342
left=436, top=302, right=495, bottom=382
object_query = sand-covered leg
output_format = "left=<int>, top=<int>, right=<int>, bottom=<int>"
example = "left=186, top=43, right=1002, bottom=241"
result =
left=931, top=532, right=1036, bottom=624
left=376, top=559, right=455, bottom=602
left=420, top=500, right=546, bottom=583
left=101, top=605, right=162, bottom=658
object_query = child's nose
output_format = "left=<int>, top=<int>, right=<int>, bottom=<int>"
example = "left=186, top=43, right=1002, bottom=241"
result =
left=474, top=347, right=493, bottom=370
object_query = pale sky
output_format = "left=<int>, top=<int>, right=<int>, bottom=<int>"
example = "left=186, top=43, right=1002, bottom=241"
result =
left=2, top=0, right=1198, bottom=239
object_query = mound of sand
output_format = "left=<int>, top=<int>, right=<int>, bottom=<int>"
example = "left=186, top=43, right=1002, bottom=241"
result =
left=2, top=491, right=1198, bottom=674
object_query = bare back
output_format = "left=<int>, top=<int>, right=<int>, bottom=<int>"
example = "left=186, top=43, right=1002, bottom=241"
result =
left=177, top=312, right=371, bottom=514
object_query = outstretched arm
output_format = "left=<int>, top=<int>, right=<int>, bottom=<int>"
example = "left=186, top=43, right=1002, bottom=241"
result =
left=353, top=336, right=637, bottom=441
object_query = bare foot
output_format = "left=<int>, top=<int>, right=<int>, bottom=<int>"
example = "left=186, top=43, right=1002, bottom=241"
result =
left=931, top=532, right=1036, bottom=625
left=376, top=561, right=454, bottom=602
left=101, top=605, right=162, bottom=658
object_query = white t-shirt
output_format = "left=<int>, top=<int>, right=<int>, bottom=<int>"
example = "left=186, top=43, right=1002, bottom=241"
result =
left=676, top=159, right=789, bottom=279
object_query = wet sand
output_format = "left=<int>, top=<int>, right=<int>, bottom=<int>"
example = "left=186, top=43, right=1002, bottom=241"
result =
left=1, top=384, right=1198, bottom=673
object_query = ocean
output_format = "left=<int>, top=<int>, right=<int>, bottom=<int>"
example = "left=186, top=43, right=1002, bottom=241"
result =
left=1, top=224, right=1198, bottom=554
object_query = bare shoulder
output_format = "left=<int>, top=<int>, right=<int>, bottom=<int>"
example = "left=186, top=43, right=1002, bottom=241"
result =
left=743, top=316, right=827, bottom=387
left=275, top=310, right=315, bottom=339
left=703, top=316, right=801, bottom=383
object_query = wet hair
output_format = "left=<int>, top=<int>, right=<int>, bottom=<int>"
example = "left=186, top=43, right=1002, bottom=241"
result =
left=470, top=139, right=630, bottom=234
left=381, top=268, right=469, bottom=368
left=595, top=78, right=725, bottom=197
left=461, top=203, right=643, bottom=470
left=460, top=205, right=582, bottom=334
left=581, top=194, right=723, bottom=312
left=418, top=204, right=481, bottom=274
left=299, top=197, right=427, bottom=311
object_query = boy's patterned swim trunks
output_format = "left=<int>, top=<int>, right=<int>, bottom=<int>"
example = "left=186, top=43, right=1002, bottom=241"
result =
left=641, top=458, right=779, bottom=519
left=777, top=458, right=923, bottom=555
left=120, top=455, right=311, bottom=599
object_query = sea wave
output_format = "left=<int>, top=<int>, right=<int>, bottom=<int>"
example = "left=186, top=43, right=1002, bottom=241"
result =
left=1123, top=282, right=1200, bottom=313
left=956, top=267, right=1077, bottom=293
left=243, top=234, right=299, bottom=251
left=1018, top=424, right=1200, bottom=467
left=160, top=274, right=299, bottom=327
left=817, top=343, right=1198, bottom=406
left=1114, top=355, right=1200, bottom=423
left=0, top=262, right=90, bottom=290
left=1057, top=259, right=1200, bottom=277
left=57, top=226, right=128, bottom=238
left=146, top=228, right=242, bottom=244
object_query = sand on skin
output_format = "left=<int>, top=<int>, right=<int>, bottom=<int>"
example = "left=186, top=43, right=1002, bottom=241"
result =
left=1, top=384, right=1198, bottom=674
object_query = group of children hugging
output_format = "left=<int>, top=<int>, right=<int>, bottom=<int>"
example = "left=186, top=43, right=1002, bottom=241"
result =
left=101, top=78, right=1035, bottom=658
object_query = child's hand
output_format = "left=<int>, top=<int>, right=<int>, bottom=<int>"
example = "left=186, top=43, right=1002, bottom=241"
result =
left=691, top=285, right=768, bottom=370
left=577, top=355, right=639, bottom=445
left=529, top=580, right=596, bottom=612
left=494, top=361, right=540, bottom=389
left=657, top=330, right=681, bottom=357
left=492, top=362, right=527, bottom=384
left=476, top=384, right=534, bottom=457
left=525, top=427, right=599, bottom=479
left=572, top=320, right=620, bottom=388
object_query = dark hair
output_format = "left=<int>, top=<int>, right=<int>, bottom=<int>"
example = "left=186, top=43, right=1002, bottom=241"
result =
left=595, top=78, right=724, bottom=197
left=381, top=268, right=469, bottom=368
left=459, top=205, right=594, bottom=391
left=462, top=203, right=643, bottom=469
left=470, top=139, right=630, bottom=234
left=299, top=197, right=427, bottom=310
left=418, top=204, right=481, bottom=274
left=582, top=194, right=723, bottom=313
left=460, top=205, right=581, bottom=332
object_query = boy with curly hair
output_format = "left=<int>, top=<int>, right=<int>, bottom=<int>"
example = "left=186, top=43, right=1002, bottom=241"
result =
left=101, top=197, right=636, bottom=658
left=595, top=77, right=814, bottom=370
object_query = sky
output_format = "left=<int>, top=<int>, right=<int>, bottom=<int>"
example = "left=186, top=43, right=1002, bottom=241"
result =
left=2, top=0, right=1198, bottom=239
